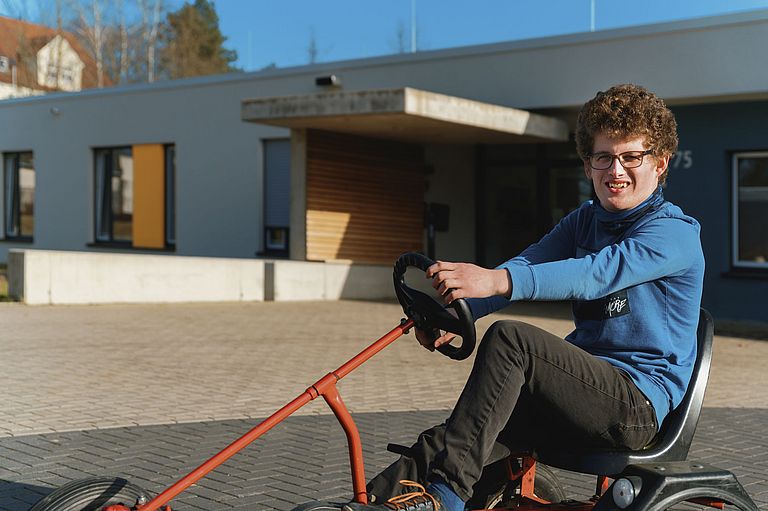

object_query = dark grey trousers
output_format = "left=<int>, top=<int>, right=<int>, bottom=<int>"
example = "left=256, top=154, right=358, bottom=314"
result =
left=367, top=320, right=658, bottom=502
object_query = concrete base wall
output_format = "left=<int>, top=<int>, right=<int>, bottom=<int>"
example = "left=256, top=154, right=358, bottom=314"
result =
left=8, top=250, right=265, bottom=305
left=266, top=259, right=393, bottom=301
left=8, top=250, right=394, bottom=305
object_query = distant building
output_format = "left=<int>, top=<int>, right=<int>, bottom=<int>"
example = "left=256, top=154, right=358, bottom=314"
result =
left=0, top=9, right=767, bottom=322
left=0, top=16, right=100, bottom=99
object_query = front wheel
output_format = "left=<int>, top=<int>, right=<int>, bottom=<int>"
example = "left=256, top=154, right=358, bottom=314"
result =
left=30, top=477, right=151, bottom=511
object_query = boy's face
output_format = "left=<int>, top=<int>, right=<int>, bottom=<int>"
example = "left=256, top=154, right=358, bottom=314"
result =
left=584, top=133, right=669, bottom=212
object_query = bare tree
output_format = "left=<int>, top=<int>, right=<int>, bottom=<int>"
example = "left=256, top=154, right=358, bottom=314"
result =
left=307, top=27, right=318, bottom=64
left=138, top=0, right=162, bottom=82
left=116, top=0, right=128, bottom=82
left=53, top=0, right=64, bottom=88
left=71, top=0, right=108, bottom=88
left=393, top=20, right=408, bottom=54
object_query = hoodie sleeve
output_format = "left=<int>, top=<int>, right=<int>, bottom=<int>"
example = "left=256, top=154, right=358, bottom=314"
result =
left=505, top=216, right=700, bottom=302
left=468, top=210, right=579, bottom=319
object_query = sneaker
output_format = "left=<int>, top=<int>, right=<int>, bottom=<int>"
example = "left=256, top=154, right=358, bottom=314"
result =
left=342, top=480, right=441, bottom=511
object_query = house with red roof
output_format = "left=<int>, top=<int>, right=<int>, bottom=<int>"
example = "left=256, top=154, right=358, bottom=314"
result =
left=0, top=15, right=100, bottom=99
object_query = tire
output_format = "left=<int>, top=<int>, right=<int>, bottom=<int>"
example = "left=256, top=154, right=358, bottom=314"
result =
left=471, top=463, right=566, bottom=509
left=529, top=464, right=566, bottom=503
left=29, top=477, right=151, bottom=511
left=291, top=502, right=345, bottom=511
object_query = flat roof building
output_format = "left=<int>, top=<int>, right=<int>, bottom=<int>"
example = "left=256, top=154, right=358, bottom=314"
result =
left=1, top=9, right=766, bottom=322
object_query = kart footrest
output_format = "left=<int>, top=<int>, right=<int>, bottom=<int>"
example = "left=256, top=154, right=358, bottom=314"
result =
left=386, top=443, right=412, bottom=457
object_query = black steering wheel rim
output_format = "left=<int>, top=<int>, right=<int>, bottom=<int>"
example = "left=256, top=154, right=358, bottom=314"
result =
left=393, top=252, right=477, bottom=360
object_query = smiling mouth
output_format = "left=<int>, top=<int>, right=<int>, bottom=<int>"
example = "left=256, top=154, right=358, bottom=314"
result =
left=607, top=182, right=629, bottom=189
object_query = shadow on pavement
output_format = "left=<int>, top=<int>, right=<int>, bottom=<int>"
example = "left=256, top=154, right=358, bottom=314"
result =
left=0, top=480, right=52, bottom=511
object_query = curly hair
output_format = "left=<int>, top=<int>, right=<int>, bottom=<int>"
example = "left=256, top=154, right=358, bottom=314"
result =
left=575, top=84, right=678, bottom=184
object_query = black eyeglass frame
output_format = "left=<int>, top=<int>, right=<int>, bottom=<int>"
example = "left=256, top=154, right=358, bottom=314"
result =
left=585, top=149, right=654, bottom=170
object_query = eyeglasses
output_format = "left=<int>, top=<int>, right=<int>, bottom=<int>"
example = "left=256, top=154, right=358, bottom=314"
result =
left=586, top=150, right=653, bottom=170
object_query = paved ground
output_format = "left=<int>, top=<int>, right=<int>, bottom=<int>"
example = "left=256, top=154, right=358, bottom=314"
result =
left=0, top=300, right=766, bottom=510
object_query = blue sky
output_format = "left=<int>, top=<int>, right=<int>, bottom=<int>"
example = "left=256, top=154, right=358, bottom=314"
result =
left=4, top=0, right=768, bottom=71
left=212, top=0, right=768, bottom=71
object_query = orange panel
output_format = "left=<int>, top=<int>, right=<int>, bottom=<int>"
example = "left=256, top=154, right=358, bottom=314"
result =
left=132, top=144, right=165, bottom=248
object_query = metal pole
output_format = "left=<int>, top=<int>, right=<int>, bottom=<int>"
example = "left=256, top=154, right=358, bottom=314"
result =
left=590, top=0, right=596, bottom=32
left=411, top=0, right=417, bottom=52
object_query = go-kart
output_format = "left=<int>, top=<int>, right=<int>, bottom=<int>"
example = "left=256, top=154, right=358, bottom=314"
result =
left=29, top=253, right=758, bottom=511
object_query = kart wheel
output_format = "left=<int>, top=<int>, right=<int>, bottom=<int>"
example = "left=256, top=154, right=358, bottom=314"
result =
left=475, top=463, right=566, bottom=509
left=30, top=477, right=151, bottom=511
left=291, top=501, right=346, bottom=510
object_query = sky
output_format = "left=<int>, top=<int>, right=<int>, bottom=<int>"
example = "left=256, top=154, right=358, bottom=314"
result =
left=211, top=0, right=768, bottom=71
left=3, top=0, right=768, bottom=71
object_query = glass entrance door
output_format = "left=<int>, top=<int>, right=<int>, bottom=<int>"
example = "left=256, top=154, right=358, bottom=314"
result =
left=478, top=144, right=589, bottom=267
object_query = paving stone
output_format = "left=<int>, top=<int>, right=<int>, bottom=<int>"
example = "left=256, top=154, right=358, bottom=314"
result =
left=0, top=408, right=764, bottom=510
left=1, top=301, right=767, bottom=509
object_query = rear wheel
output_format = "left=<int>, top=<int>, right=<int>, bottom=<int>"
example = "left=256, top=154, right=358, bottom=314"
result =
left=471, top=463, right=566, bottom=509
left=30, top=477, right=151, bottom=511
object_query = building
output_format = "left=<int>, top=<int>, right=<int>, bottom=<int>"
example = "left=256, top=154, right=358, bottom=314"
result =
left=0, top=9, right=766, bottom=322
left=0, top=16, right=99, bottom=99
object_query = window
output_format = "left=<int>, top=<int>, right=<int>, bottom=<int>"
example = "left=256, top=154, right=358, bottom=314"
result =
left=732, top=152, right=768, bottom=270
left=165, top=145, right=176, bottom=246
left=95, top=147, right=133, bottom=243
left=95, top=144, right=175, bottom=249
left=263, top=139, right=290, bottom=256
left=3, top=151, right=35, bottom=240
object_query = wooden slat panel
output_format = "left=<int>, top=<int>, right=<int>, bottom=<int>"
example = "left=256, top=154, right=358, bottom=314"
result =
left=306, top=130, right=424, bottom=264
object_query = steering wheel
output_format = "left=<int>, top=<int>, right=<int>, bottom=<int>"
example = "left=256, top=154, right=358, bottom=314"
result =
left=393, top=252, right=477, bottom=360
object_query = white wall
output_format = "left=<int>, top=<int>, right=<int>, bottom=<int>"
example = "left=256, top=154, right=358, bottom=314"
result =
left=8, top=249, right=395, bottom=304
left=9, top=249, right=265, bottom=304
left=37, top=36, right=85, bottom=91
left=0, top=82, right=41, bottom=100
left=266, top=259, right=393, bottom=301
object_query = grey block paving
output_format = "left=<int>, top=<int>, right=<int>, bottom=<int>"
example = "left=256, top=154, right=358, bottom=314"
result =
left=0, top=408, right=765, bottom=510
left=0, top=300, right=767, bottom=509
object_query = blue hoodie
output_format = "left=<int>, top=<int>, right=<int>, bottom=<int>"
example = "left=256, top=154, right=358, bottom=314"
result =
left=468, top=190, right=705, bottom=427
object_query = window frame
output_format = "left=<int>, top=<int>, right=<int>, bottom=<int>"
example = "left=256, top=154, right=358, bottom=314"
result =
left=94, top=146, right=133, bottom=246
left=262, top=137, right=291, bottom=257
left=93, top=144, right=176, bottom=249
left=164, top=144, right=176, bottom=248
left=3, top=150, right=35, bottom=242
left=731, top=151, right=768, bottom=271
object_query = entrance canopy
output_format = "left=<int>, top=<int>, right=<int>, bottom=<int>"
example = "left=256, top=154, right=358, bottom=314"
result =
left=241, top=87, right=568, bottom=144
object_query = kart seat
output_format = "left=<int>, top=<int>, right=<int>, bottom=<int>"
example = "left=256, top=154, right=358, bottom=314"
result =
left=534, top=308, right=714, bottom=477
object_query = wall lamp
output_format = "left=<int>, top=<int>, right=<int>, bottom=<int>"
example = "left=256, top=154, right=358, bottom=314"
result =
left=315, top=74, right=341, bottom=88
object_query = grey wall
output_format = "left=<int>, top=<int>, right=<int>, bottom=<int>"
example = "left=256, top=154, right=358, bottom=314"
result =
left=667, top=102, right=768, bottom=322
left=0, top=79, right=300, bottom=260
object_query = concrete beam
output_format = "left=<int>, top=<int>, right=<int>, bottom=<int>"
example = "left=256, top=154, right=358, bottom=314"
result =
left=242, top=87, right=568, bottom=144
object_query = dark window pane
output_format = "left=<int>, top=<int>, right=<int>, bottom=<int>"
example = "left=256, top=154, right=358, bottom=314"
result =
left=19, top=153, right=34, bottom=237
left=737, top=157, right=768, bottom=266
left=3, top=151, right=34, bottom=239
left=95, top=147, right=132, bottom=243
left=111, top=148, right=133, bottom=242
left=165, top=145, right=176, bottom=245
left=95, top=149, right=111, bottom=241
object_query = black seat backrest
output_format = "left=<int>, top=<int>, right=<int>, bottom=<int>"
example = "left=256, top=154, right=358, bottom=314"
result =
left=534, top=308, right=714, bottom=476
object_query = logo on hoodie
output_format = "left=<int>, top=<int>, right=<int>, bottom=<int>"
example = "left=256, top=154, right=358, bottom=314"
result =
left=573, top=289, right=631, bottom=321
left=605, top=292, right=630, bottom=318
